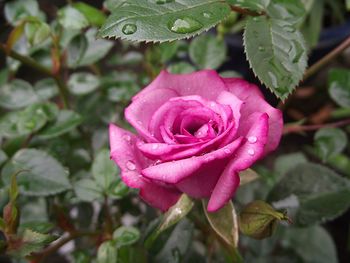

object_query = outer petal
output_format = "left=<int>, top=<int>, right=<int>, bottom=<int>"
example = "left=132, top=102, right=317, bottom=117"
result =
left=207, top=113, right=269, bottom=212
left=133, top=70, right=227, bottom=101
left=223, top=78, right=283, bottom=154
left=109, top=124, right=180, bottom=211
left=140, top=180, right=181, bottom=212
left=125, top=88, right=178, bottom=142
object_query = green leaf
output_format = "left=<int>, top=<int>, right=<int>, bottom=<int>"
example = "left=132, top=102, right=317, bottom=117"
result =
left=243, top=16, right=307, bottom=100
left=274, top=152, right=307, bottom=177
left=19, top=222, right=54, bottom=234
left=34, top=78, right=59, bottom=101
left=113, top=226, right=140, bottom=247
left=145, top=194, right=194, bottom=248
left=239, top=200, right=288, bottom=239
left=4, top=0, right=41, bottom=26
left=167, top=62, right=195, bottom=74
left=92, top=149, right=119, bottom=191
left=67, top=34, right=88, bottom=68
left=227, top=0, right=270, bottom=12
left=73, top=2, right=106, bottom=26
left=0, top=150, right=8, bottom=167
left=108, top=180, right=129, bottom=199
left=328, top=68, right=350, bottom=108
left=314, top=127, right=348, bottom=162
left=202, top=199, right=242, bottom=262
left=9, top=228, right=57, bottom=257
left=189, top=34, right=227, bottom=69
left=268, top=163, right=350, bottom=226
left=0, top=79, right=39, bottom=110
left=68, top=72, right=100, bottom=95
left=24, top=20, right=51, bottom=46
left=38, top=110, right=83, bottom=139
left=266, top=0, right=306, bottom=26
left=97, top=241, right=118, bottom=263
left=1, top=149, right=71, bottom=196
left=99, top=0, right=231, bottom=43
left=155, top=218, right=194, bottom=263
left=58, top=6, right=89, bottom=30
left=282, top=226, right=338, bottom=263
left=74, top=178, right=103, bottom=202
left=347, top=0, right=350, bottom=10
left=78, top=28, right=114, bottom=66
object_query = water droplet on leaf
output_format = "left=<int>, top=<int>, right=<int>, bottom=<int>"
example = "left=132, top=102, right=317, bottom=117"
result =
left=258, top=46, right=265, bottom=51
left=122, top=24, right=137, bottom=35
left=168, top=17, right=203, bottom=34
left=202, top=11, right=213, bottom=18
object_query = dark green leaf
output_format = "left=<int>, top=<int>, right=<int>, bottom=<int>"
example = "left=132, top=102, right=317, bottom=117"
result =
left=189, top=34, right=227, bottom=69
left=92, top=149, right=119, bottom=191
left=314, top=128, right=347, bottom=162
left=38, top=110, right=83, bottom=139
left=0, top=79, right=39, bottom=110
left=99, top=0, right=231, bottom=43
left=73, top=2, right=106, bottom=26
left=301, top=0, right=324, bottom=48
left=58, top=6, right=89, bottom=30
left=243, top=16, right=307, bottom=100
left=97, top=241, right=118, bottom=263
left=167, top=62, right=195, bottom=74
left=67, top=34, right=88, bottom=68
left=328, top=68, right=350, bottom=108
left=74, top=178, right=103, bottom=202
left=24, top=21, right=51, bottom=46
left=274, top=152, right=307, bottom=177
left=145, top=194, right=193, bottom=248
left=78, top=28, right=114, bottom=66
left=1, top=149, right=71, bottom=196
left=268, top=163, right=350, bottom=226
left=4, top=0, right=41, bottom=26
left=266, top=0, right=306, bottom=26
left=113, top=226, right=140, bottom=247
left=239, top=200, right=288, bottom=239
left=0, top=150, right=8, bottom=167
left=68, top=72, right=100, bottom=95
left=34, top=78, right=59, bottom=101
left=108, top=180, right=129, bottom=199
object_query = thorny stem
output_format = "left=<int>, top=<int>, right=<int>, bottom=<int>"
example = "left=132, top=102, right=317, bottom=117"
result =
left=0, top=43, right=70, bottom=109
left=283, top=118, right=350, bottom=134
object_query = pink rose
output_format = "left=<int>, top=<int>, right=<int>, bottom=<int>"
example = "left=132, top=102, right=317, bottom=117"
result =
left=109, top=70, right=283, bottom=212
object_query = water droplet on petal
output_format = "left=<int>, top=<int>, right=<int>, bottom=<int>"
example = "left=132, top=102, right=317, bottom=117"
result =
left=123, top=134, right=131, bottom=142
left=248, top=136, right=257, bottom=143
left=154, top=160, right=161, bottom=165
left=202, top=11, right=213, bottom=18
left=224, top=148, right=231, bottom=154
left=248, top=149, right=255, bottom=156
left=122, top=24, right=137, bottom=35
left=168, top=17, right=203, bottom=34
left=152, top=144, right=159, bottom=150
left=126, top=160, right=136, bottom=171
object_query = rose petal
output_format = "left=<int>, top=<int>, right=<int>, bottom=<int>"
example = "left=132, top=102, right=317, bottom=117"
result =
left=207, top=113, right=269, bottom=212
left=109, top=124, right=146, bottom=188
left=133, top=70, right=227, bottom=102
left=141, top=137, right=244, bottom=184
left=223, top=78, right=283, bottom=154
left=140, top=180, right=181, bottom=212
left=125, top=88, right=178, bottom=142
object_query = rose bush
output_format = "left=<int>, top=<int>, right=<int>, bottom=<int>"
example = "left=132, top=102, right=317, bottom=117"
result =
left=110, top=70, right=283, bottom=212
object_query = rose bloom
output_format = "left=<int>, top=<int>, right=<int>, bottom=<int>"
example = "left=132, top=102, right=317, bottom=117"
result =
left=110, top=70, right=283, bottom=212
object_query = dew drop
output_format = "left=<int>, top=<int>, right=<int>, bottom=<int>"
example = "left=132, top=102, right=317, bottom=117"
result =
left=126, top=160, right=136, bottom=171
left=202, top=11, right=213, bottom=18
left=122, top=23, right=137, bottom=35
left=123, top=134, right=131, bottom=142
left=25, top=120, right=35, bottom=129
left=248, top=149, right=255, bottom=156
left=168, top=17, right=203, bottom=34
left=152, top=144, right=159, bottom=150
left=224, top=148, right=231, bottom=154
left=248, top=136, right=257, bottom=143
left=258, top=46, right=265, bottom=52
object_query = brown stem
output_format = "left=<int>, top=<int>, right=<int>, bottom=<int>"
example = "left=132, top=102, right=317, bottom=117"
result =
left=283, top=118, right=350, bottom=134
left=303, top=36, right=350, bottom=81
left=0, top=43, right=70, bottom=109
left=33, top=231, right=99, bottom=262
left=230, top=6, right=265, bottom=16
